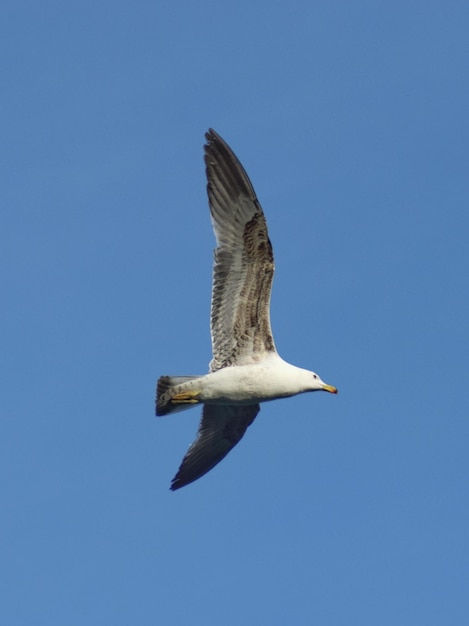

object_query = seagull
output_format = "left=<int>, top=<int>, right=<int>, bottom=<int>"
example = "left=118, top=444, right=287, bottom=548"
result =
left=156, top=129, right=337, bottom=490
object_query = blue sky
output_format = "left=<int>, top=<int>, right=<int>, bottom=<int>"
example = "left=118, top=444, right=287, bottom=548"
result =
left=1, top=1, right=468, bottom=624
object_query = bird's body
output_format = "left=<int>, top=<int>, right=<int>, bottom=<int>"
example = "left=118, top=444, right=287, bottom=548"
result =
left=158, top=353, right=332, bottom=410
left=156, top=129, right=337, bottom=490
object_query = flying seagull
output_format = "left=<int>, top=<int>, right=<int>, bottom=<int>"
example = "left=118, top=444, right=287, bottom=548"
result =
left=156, top=129, right=337, bottom=490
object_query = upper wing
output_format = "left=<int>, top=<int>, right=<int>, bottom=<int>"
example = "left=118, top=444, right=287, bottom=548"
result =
left=204, top=129, right=276, bottom=372
left=170, top=403, right=260, bottom=490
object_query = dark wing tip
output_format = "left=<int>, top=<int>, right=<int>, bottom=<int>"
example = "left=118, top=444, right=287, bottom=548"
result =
left=205, top=127, right=218, bottom=141
left=203, top=128, right=257, bottom=202
left=204, top=128, right=225, bottom=156
left=169, top=478, right=183, bottom=491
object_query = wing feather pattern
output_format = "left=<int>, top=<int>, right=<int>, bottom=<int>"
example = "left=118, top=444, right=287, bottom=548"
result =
left=170, top=404, right=260, bottom=490
left=204, top=129, right=276, bottom=371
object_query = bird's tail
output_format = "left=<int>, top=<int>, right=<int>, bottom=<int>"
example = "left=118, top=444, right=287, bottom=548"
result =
left=156, top=375, right=204, bottom=416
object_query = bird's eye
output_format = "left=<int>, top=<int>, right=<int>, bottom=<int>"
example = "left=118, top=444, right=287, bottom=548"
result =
left=313, top=374, right=318, bottom=379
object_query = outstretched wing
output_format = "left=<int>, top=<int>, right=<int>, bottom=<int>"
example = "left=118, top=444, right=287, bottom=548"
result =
left=170, top=404, right=260, bottom=490
left=204, top=129, right=276, bottom=372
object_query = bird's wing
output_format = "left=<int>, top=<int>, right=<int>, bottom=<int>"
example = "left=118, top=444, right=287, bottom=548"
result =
left=204, top=129, right=276, bottom=372
left=170, top=403, right=260, bottom=490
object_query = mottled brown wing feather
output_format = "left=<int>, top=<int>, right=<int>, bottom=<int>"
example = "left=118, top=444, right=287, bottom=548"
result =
left=204, top=129, right=276, bottom=371
left=170, top=404, right=260, bottom=490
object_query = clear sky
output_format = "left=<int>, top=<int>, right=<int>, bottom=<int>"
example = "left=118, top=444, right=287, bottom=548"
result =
left=2, top=1, right=468, bottom=624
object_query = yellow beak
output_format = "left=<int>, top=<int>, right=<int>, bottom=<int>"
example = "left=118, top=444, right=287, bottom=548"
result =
left=322, top=384, right=338, bottom=394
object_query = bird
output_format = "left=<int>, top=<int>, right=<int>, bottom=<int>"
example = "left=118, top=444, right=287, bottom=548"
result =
left=156, top=129, right=337, bottom=490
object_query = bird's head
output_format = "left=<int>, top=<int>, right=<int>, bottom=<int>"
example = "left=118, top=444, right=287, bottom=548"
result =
left=309, top=371, right=338, bottom=394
